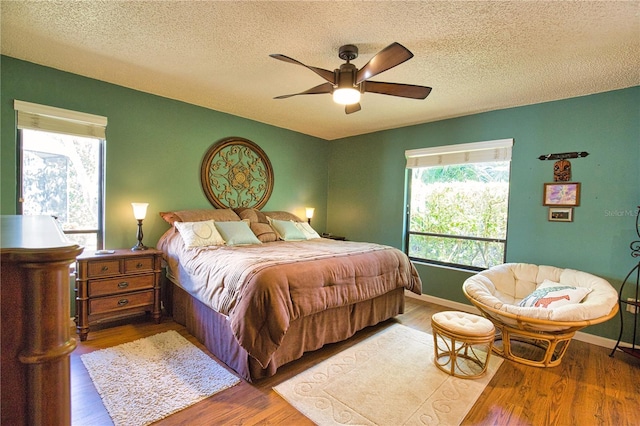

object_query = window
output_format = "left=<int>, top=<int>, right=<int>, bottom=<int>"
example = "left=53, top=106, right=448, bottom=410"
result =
left=15, top=101, right=107, bottom=251
left=405, top=139, right=513, bottom=271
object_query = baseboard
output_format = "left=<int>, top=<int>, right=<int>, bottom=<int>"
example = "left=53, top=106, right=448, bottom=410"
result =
left=406, top=291, right=479, bottom=314
left=405, top=291, right=621, bottom=350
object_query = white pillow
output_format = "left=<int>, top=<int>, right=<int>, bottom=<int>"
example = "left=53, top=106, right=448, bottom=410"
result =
left=214, top=220, right=262, bottom=245
left=268, top=218, right=307, bottom=241
left=174, top=220, right=225, bottom=248
left=518, top=279, right=592, bottom=309
left=296, top=222, right=321, bottom=239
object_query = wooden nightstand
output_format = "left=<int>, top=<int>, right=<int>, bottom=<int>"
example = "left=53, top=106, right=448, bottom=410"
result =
left=75, top=248, right=162, bottom=341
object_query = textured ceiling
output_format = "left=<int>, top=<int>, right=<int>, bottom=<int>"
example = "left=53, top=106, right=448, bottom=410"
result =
left=1, top=1, right=639, bottom=140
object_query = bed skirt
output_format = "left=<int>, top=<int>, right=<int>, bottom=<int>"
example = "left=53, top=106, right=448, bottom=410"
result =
left=166, top=279, right=406, bottom=382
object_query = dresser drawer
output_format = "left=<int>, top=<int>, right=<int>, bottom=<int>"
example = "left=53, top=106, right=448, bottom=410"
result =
left=88, top=274, right=154, bottom=297
left=87, top=259, right=121, bottom=277
left=89, top=290, right=154, bottom=315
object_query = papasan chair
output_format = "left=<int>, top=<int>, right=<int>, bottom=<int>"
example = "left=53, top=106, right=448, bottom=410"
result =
left=463, top=263, right=618, bottom=367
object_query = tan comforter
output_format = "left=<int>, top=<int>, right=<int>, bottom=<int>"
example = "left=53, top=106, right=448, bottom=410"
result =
left=159, top=229, right=422, bottom=367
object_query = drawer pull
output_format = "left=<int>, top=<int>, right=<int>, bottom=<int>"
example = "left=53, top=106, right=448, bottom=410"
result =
left=101, top=266, right=109, bottom=272
left=136, top=262, right=144, bottom=268
left=117, top=281, right=129, bottom=289
left=117, top=299, right=129, bottom=307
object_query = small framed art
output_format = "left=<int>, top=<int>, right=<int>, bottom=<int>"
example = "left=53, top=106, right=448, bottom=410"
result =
left=543, top=182, right=581, bottom=206
left=548, top=207, right=573, bottom=222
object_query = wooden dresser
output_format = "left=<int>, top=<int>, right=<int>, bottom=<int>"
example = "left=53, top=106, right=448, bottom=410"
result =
left=75, top=248, right=162, bottom=341
left=1, top=215, right=83, bottom=426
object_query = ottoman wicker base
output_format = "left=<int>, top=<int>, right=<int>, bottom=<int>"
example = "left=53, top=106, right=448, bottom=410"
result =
left=431, top=311, right=495, bottom=379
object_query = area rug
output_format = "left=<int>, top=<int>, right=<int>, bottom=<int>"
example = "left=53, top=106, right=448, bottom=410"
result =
left=81, top=330, right=240, bottom=426
left=274, top=324, right=502, bottom=426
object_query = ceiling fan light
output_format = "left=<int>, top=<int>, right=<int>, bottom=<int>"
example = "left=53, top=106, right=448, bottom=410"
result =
left=333, top=88, right=361, bottom=105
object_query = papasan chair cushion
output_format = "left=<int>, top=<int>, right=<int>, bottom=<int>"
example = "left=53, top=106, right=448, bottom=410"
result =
left=463, top=263, right=618, bottom=366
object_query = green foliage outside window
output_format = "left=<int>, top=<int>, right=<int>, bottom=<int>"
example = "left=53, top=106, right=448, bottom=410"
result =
left=408, top=162, right=510, bottom=269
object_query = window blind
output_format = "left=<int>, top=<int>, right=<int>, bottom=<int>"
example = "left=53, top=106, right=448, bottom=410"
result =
left=14, top=100, right=107, bottom=139
left=405, top=138, right=513, bottom=168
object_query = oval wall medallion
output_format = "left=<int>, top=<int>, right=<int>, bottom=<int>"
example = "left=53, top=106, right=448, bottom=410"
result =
left=200, top=137, right=274, bottom=209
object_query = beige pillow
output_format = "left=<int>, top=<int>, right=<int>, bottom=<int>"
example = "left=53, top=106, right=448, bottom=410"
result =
left=174, top=220, right=225, bottom=248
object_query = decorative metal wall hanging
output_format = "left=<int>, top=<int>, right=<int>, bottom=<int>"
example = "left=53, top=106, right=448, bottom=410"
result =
left=538, top=151, right=589, bottom=182
left=540, top=151, right=587, bottom=221
left=200, top=137, right=274, bottom=209
left=538, top=151, right=589, bottom=161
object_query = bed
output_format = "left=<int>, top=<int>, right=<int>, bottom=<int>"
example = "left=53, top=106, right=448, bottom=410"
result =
left=157, top=207, right=422, bottom=381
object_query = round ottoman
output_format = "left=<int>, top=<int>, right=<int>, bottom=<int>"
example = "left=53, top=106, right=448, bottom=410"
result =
left=431, top=311, right=495, bottom=379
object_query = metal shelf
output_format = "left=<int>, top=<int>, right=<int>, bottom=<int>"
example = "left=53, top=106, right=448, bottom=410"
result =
left=610, top=205, right=640, bottom=359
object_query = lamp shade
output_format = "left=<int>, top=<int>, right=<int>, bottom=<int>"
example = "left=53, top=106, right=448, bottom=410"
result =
left=333, top=88, right=361, bottom=105
left=131, top=203, right=148, bottom=220
left=305, top=207, right=315, bottom=219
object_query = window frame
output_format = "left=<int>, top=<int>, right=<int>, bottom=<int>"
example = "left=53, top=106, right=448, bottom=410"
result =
left=403, top=139, right=513, bottom=271
left=17, top=129, right=106, bottom=250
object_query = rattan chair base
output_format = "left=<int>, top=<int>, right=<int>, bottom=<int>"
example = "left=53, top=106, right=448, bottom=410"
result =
left=491, top=323, right=575, bottom=368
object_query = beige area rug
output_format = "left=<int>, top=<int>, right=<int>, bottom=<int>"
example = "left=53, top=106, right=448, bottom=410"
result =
left=81, top=330, right=240, bottom=426
left=274, top=324, right=502, bottom=426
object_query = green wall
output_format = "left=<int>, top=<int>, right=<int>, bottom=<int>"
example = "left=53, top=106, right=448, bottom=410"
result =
left=327, top=86, right=640, bottom=340
left=1, top=56, right=329, bottom=249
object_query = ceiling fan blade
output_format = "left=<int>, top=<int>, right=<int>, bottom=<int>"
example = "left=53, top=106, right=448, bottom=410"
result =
left=270, top=54, right=336, bottom=84
left=355, top=42, right=414, bottom=84
left=345, top=103, right=361, bottom=114
left=274, top=82, right=333, bottom=99
left=363, top=81, right=432, bottom=99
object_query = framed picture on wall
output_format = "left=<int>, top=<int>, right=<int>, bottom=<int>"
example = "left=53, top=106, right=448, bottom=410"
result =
left=543, top=182, right=581, bottom=206
left=548, top=207, right=573, bottom=222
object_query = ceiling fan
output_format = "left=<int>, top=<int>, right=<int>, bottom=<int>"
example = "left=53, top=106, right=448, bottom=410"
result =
left=270, top=42, right=432, bottom=114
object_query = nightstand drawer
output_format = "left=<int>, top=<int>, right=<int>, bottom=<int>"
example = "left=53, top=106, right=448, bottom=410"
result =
left=87, top=259, right=121, bottom=277
left=88, top=274, right=154, bottom=297
left=89, top=290, right=154, bottom=315
left=124, top=256, right=154, bottom=273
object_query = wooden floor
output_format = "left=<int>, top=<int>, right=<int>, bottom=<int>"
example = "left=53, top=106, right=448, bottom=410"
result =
left=71, top=296, right=640, bottom=426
